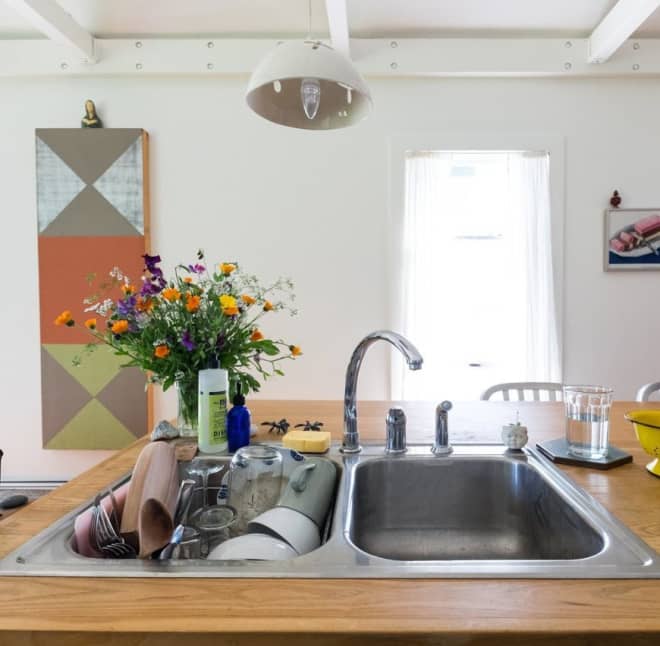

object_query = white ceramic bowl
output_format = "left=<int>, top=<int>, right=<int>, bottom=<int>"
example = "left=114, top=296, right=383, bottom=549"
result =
left=247, top=506, right=320, bottom=555
left=206, top=532, right=298, bottom=561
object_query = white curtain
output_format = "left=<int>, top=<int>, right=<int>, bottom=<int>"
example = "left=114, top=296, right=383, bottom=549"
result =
left=394, top=150, right=561, bottom=400
left=510, top=152, right=561, bottom=383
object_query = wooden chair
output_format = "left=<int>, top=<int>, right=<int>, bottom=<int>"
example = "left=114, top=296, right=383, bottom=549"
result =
left=636, top=382, right=660, bottom=402
left=480, top=382, right=563, bottom=402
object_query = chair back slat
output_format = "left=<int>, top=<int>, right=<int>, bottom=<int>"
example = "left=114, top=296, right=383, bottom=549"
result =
left=481, top=382, right=563, bottom=402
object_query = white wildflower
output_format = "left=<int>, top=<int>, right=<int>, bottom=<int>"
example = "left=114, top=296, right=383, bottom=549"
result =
left=97, top=298, right=114, bottom=316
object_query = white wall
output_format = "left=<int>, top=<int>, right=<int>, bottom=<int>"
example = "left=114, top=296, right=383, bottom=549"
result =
left=1, top=75, right=658, bottom=480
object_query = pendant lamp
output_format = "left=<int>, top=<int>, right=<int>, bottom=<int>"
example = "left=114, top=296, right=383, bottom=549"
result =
left=246, top=40, right=372, bottom=130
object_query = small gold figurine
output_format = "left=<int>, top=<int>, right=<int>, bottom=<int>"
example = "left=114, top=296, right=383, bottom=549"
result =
left=81, top=99, right=103, bottom=128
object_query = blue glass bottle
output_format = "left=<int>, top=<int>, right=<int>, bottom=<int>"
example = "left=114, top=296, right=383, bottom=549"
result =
left=227, top=387, right=251, bottom=453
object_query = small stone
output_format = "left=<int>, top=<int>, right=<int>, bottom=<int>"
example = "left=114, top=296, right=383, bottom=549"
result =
left=151, top=420, right=179, bottom=441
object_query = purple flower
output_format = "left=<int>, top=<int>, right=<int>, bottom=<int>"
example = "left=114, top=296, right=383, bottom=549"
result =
left=139, top=273, right=166, bottom=297
left=181, top=330, right=196, bottom=352
left=142, top=254, right=165, bottom=291
left=143, top=253, right=162, bottom=273
left=215, top=333, right=226, bottom=352
left=116, top=295, right=136, bottom=317
left=188, top=264, right=205, bottom=274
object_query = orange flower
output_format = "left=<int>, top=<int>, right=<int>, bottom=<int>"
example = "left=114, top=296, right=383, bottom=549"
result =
left=185, top=293, right=201, bottom=313
left=111, top=319, right=129, bottom=334
left=289, top=345, right=302, bottom=357
left=241, top=294, right=256, bottom=305
left=162, top=287, right=181, bottom=302
left=250, top=329, right=264, bottom=342
left=263, top=300, right=274, bottom=312
left=183, top=276, right=193, bottom=284
left=120, top=283, right=135, bottom=296
left=54, top=310, right=73, bottom=326
left=136, top=296, right=154, bottom=313
left=220, top=262, right=236, bottom=275
left=84, top=318, right=97, bottom=330
left=154, top=345, right=170, bottom=359
left=223, top=306, right=239, bottom=316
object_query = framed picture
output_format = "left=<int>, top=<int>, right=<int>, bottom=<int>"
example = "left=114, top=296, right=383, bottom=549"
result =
left=605, top=208, right=660, bottom=270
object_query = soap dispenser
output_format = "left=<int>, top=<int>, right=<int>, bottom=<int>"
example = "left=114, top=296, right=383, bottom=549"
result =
left=197, top=357, right=228, bottom=454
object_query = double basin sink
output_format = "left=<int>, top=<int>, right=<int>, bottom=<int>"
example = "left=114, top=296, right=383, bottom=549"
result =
left=2, top=443, right=660, bottom=578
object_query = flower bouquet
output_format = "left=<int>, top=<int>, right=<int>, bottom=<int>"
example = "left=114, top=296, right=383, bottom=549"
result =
left=56, top=251, right=300, bottom=435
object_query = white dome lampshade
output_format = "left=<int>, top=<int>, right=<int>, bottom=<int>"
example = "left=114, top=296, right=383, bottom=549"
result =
left=246, top=40, right=372, bottom=130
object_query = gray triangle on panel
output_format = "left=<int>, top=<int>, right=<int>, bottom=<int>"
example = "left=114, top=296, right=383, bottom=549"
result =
left=40, top=186, right=142, bottom=237
left=93, top=138, right=144, bottom=234
left=41, top=346, right=92, bottom=445
left=97, top=367, right=148, bottom=438
left=35, top=129, right=143, bottom=185
left=35, top=137, right=86, bottom=233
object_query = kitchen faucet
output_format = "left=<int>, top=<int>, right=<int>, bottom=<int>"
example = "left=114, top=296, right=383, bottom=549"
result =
left=342, top=330, right=423, bottom=454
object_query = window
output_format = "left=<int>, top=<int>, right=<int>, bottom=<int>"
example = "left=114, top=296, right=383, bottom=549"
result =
left=394, top=150, right=561, bottom=401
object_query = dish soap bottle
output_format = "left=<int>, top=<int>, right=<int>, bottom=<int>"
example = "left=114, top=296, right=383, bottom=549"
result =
left=197, top=358, right=228, bottom=454
left=227, top=384, right=251, bottom=453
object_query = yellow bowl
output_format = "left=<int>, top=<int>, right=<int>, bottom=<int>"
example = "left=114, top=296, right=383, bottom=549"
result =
left=625, top=410, right=660, bottom=477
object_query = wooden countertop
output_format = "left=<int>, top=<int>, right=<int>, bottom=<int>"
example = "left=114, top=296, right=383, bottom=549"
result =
left=2, top=400, right=660, bottom=645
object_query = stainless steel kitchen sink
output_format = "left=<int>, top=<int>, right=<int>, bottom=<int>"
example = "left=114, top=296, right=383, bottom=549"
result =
left=348, top=456, right=604, bottom=561
left=2, top=443, right=660, bottom=578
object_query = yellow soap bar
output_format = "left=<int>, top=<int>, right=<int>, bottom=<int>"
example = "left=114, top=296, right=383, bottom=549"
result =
left=282, top=430, right=331, bottom=453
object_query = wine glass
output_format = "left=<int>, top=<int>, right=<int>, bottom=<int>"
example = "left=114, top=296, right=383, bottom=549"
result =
left=186, top=457, right=226, bottom=510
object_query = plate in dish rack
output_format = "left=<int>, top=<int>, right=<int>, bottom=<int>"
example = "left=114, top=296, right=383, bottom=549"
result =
left=216, top=446, right=306, bottom=504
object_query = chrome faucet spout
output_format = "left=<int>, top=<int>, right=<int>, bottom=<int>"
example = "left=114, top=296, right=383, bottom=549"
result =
left=342, top=330, right=423, bottom=454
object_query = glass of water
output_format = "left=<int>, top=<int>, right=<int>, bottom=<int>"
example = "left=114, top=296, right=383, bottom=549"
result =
left=563, top=385, right=613, bottom=459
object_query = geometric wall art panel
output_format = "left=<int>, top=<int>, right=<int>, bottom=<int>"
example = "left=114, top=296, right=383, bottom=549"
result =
left=36, top=128, right=150, bottom=449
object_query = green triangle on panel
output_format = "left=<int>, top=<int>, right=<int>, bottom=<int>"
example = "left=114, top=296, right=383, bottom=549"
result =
left=45, top=399, right=135, bottom=450
left=43, top=344, right=126, bottom=396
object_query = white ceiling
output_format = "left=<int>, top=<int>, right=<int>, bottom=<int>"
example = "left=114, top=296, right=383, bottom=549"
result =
left=2, top=0, right=660, bottom=39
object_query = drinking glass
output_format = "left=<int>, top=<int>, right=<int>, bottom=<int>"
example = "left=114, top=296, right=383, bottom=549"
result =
left=186, top=457, right=226, bottom=510
left=170, top=526, right=204, bottom=559
left=190, top=504, right=237, bottom=553
left=563, top=385, right=613, bottom=459
left=228, top=445, right=283, bottom=534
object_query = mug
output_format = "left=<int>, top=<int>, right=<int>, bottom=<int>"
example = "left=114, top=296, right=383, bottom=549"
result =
left=278, top=457, right=337, bottom=528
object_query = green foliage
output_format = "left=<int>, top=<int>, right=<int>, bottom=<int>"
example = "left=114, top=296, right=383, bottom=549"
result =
left=71, top=252, right=301, bottom=396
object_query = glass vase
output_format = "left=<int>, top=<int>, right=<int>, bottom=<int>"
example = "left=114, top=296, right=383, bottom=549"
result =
left=176, top=377, right=198, bottom=438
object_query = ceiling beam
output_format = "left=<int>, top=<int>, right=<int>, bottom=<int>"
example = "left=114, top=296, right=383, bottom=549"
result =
left=4, top=0, right=95, bottom=62
left=588, top=0, right=660, bottom=63
left=0, top=37, right=654, bottom=77
left=325, top=0, right=350, bottom=57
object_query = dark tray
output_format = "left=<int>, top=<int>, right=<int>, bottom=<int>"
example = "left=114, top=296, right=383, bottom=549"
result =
left=536, top=437, right=632, bottom=470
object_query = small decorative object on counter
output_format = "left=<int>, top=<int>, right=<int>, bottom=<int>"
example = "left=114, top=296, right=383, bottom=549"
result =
left=150, top=419, right=179, bottom=442
left=227, top=384, right=251, bottom=453
left=262, top=419, right=290, bottom=434
left=197, top=359, right=228, bottom=454
left=294, top=420, right=324, bottom=432
left=81, top=99, right=103, bottom=128
left=501, top=413, right=528, bottom=450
